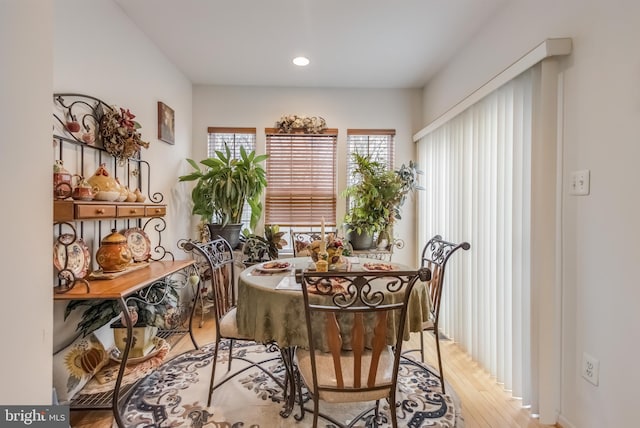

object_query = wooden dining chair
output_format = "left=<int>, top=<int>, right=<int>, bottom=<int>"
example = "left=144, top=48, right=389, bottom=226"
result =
left=416, top=234, right=470, bottom=393
left=180, top=237, right=271, bottom=406
left=295, top=268, right=430, bottom=427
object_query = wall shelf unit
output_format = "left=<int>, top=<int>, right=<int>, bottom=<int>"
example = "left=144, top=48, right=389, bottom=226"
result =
left=51, top=93, right=194, bottom=428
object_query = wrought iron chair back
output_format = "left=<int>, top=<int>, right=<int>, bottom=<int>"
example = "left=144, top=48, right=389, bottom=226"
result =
left=180, top=237, right=255, bottom=406
left=296, top=268, right=430, bottom=427
left=417, top=234, right=470, bottom=392
left=291, top=229, right=337, bottom=257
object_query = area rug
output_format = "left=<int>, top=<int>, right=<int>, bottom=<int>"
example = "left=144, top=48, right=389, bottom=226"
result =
left=120, top=340, right=464, bottom=427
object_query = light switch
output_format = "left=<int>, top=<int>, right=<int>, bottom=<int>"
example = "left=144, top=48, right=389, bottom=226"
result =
left=570, top=170, right=590, bottom=196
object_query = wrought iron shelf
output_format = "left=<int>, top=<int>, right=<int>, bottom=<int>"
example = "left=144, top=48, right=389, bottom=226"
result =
left=51, top=93, right=190, bottom=428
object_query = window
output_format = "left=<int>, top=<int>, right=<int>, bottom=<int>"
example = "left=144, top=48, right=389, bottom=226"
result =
left=346, top=129, right=395, bottom=188
left=207, top=127, right=256, bottom=157
left=264, top=128, right=338, bottom=227
left=207, top=127, right=257, bottom=228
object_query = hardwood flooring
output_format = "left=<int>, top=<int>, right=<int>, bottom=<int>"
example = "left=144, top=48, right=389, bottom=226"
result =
left=70, top=317, right=556, bottom=428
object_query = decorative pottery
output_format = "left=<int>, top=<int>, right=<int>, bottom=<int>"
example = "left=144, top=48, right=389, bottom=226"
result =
left=65, top=121, right=81, bottom=133
left=87, top=164, right=120, bottom=201
left=96, top=229, right=133, bottom=272
left=53, top=160, right=73, bottom=199
left=71, top=175, right=98, bottom=201
left=115, top=178, right=129, bottom=202
left=134, top=188, right=146, bottom=203
left=125, top=188, right=137, bottom=202
left=111, top=324, right=158, bottom=358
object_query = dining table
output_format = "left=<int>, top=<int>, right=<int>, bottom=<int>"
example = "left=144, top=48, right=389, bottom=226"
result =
left=235, top=256, right=432, bottom=418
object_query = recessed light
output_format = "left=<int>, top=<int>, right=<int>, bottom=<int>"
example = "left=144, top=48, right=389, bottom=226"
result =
left=293, top=56, right=310, bottom=66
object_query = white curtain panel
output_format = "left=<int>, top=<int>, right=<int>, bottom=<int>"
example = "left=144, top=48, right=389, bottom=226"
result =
left=417, top=68, right=534, bottom=405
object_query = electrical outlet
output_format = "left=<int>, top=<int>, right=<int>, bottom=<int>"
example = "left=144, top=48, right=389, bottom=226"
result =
left=570, top=170, right=590, bottom=195
left=582, top=352, right=599, bottom=386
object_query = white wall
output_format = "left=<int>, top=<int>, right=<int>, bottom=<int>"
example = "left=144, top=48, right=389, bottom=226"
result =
left=192, top=85, right=423, bottom=263
left=0, top=0, right=54, bottom=405
left=421, top=1, right=640, bottom=427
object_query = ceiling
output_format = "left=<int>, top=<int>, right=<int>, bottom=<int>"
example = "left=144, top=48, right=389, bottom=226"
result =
left=114, top=0, right=509, bottom=89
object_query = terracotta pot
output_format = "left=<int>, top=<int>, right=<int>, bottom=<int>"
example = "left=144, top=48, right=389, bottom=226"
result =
left=96, top=229, right=132, bottom=272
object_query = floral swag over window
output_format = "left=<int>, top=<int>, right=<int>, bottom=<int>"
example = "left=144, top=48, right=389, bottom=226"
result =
left=275, top=114, right=327, bottom=134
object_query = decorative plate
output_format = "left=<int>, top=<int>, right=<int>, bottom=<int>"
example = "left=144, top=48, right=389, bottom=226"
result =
left=256, top=261, right=291, bottom=272
left=109, top=336, right=169, bottom=365
left=123, top=228, right=151, bottom=262
left=362, top=262, right=396, bottom=272
left=53, top=234, right=91, bottom=279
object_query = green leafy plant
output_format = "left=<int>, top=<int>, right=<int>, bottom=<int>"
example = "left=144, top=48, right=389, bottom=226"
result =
left=343, top=153, right=423, bottom=237
left=64, top=283, right=180, bottom=337
left=241, top=224, right=287, bottom=263
left=178, top=144, right=268, bottom=230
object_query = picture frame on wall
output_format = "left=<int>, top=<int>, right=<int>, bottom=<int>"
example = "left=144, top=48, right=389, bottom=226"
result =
left=157, top=101, right=175, bottom=145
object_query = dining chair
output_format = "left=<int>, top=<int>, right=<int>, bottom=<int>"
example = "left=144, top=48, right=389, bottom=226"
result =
left=295, top=268, right=430, bottom=427
left=180, top=237, right=266, bottom=406
left=291, top=230, right=325, bottom=257
left=415, top=234, right=470, bottom=393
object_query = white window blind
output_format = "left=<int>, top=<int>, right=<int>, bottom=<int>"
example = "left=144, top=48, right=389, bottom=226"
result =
left=207, top=127, right=256, bottom=157
left=207, top=127, right=257, bottom=229
left=265, top=129, right=337, bottom=226
left=417, top=69, right=534, bottom=405
left=346, top=129, right=395, bottom=188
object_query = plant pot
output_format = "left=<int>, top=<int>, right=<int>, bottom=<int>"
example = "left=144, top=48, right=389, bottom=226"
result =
left=111, top=323, right=158, bottom=358
left=207, top=223, right=243, bottom=249
left=346, top=228, right=375, bottom=250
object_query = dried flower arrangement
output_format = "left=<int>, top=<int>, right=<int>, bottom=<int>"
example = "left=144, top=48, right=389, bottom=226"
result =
left=275, top=114, right=327, bottom=134
left=100, top=106, right=150, bottom=163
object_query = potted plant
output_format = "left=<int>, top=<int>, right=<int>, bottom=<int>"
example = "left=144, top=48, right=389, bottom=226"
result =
left=240, top=224, right=287, bottom=265
left=64, top=284, right=182, bottom=356
left=178, top=144, right=268, bottom=248
left=342, top=153, right=423, bottom=250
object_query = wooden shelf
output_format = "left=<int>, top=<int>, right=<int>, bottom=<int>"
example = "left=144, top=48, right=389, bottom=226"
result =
left=54, top=200, right=166, bottom=222
left=54, top=260, right=196, bottom=301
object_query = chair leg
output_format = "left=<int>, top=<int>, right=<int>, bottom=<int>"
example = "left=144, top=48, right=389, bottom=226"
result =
left=420, top=330, right=425, bottom=362
left=207, top=339, right=221, bottom=407
left=312, top=396, right=319, bottom=428
left=227, top=338, right=235, bottom=372
left=388, top=391, right=398, bottom=428
left=434, top=330, right=445, bottom=394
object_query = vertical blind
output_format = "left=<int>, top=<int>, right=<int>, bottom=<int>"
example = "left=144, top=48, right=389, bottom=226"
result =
left=265, top=129, right=338, bottom=226
left=417, top=69, right=534, bottom=404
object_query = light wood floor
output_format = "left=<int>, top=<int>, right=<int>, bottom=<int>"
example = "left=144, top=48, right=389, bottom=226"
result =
left=70, top=317, right=556, bottom=428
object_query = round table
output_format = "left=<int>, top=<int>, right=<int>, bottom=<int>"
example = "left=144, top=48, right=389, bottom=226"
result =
left=236, top=257, right=432, bottom=348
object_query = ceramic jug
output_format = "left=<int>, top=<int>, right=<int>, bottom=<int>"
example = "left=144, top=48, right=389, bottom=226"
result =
left=96, top=229, right=132, bottom=272
left=53, top=160, right=73, bottom=199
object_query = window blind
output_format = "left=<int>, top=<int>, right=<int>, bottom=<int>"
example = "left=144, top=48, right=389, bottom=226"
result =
left=346, top=129, right=395, bottom=188
left=207, top=127, right=256, bottom=157
left=207, top=127, right=257, bottom=229
left=265, top=128, right=337, bottom=226
left=416, top=68, right=534, bottom=405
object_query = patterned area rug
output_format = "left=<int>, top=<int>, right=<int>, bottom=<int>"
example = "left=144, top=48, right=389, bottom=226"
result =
left=120, top=341, right=464, bottom=427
